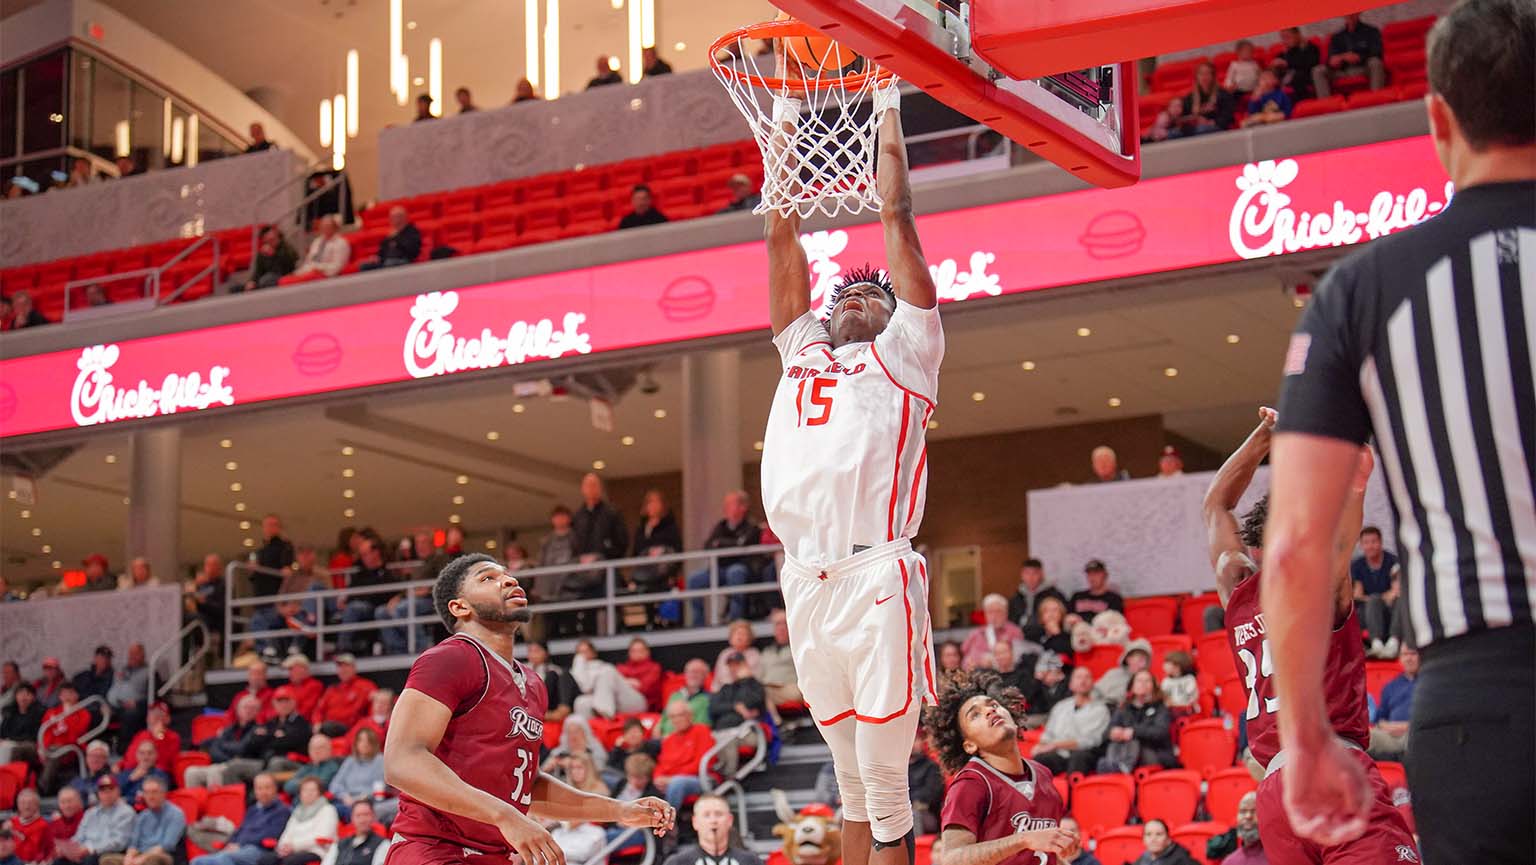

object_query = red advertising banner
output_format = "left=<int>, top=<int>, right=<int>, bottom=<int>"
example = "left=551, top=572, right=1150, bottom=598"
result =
left=0, top=136, right=1450, bottom=440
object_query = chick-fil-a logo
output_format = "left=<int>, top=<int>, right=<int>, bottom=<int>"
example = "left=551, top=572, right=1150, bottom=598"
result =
left=800, top=229, right=1002, bottom=317
left=70, top=344, right=234, bottom=427
left=403, top=290, right=593, bottom=380
left=1229, top=158, right=1455, bottom=260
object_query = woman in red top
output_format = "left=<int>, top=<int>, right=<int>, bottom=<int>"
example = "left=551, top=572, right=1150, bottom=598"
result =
left=617, top=639, right=664, bottom=712
left=39, top=683, right=91, bottom=794
left=122, top=702, right=181, bottom=774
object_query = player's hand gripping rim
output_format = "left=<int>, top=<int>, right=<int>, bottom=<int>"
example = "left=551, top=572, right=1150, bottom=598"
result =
left=617, top=796, right=677, bottom=837
left=497, top=809, right=565, bottom=865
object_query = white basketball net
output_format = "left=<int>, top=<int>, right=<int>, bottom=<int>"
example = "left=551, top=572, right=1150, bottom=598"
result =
left=711, top=32, right=894, bottom=219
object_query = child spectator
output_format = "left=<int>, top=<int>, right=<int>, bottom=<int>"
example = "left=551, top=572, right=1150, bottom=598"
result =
left=603, top=718, right=659, bottom=790
left=1242, top=68, right=1294, bottom=127
left=1160, top=651, right=1199, bottom=713
left=1223, top=40, right=1262, bottom=98
left=610, top=753, right=661, bottom=802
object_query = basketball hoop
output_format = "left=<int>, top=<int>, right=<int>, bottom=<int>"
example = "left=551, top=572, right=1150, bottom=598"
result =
left=709, top=18, right=897, bottom=219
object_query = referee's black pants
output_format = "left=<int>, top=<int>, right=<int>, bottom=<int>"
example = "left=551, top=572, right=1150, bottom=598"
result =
left=1409, top=623, right=1534, bottom=865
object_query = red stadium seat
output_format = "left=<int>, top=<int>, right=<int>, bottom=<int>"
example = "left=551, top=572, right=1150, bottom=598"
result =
left=168, top=789, right=203, bottom=823
left=587, top=716, right=627, bottom=750
left=1091, top=826, right=1144, bottom=865
left=695, top=143, right=742, bottom=174
left=913, top=835, right=935, bottom=865
left=1150, top=57, right=1206, bottom=93
left=174, top=751, right=212, bottom=787
left=1294, top=96, right=1347, bottom=119
left=1214, top=676, right=1247, bottom=720
left=1070, top=774, right=1134, bottom=835
left=205, top=785, right=247, bottom=825
left=1376, top=760, right=1408, bottom=797
left=439, top=190, right=481, bottom=218
left=1125, top=596, right=1179, bottom=637
left=0, top=772, right=17, bottom=811
left=1171, top=822, right=1227, bottom=865
left=650, top=151, right=696, bottom=181
left=564, top=195, right=611, bottom=227
left=1364, top=660, right=1403, bottom=702
left=191, top=714, right=227, bottom=745
left=1399, top=79, right=1428, bottom=100
left=1137, top=769, right=1202, bottom=826
left=1347, top=87, right=1401, bottom=109
left=1204, top=766, right=1258, bottom=825
left=482, top=182, right=522, bottom=211
left=1180, top=593, right=1222, bottom=637
left=520, top=203, right=564, bottom=244
left=522, top=174, right=565, bottom=204
left=1195, top=631, right=1235, bottom=682
left=565, top=169, right=606, bottom=198
left=1051, top=772, right=1070, bottom=807
left=1148, top=635, right=1193, bottom=676
left=436, top=214, right=479, bottom=249
left=1177, top=719, right=1237, bottom=776
left=1076, top=645, right=1123, bottom=680
left=1382, top=16, right=1435, bottom=50
left=607, top=160, right=650, bottom=190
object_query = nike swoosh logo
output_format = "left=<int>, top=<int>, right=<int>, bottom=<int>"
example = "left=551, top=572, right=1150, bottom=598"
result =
left=875, top=594, right=896, bottom=606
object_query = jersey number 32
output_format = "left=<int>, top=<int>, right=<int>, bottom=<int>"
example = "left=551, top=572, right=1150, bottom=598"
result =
left=1237, top=638, right=1279, bottom=720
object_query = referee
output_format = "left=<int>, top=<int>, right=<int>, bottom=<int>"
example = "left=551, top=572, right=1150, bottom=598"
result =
left=1258, top=0, right=1534, bottom=861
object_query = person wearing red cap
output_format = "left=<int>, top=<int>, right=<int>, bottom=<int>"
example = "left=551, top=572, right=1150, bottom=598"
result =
left=310, top=655, right=376, bottom=737
left=280, top=656, right=324, bottom=719
left=122, top=704, right=181, bottom=775
left=1157, top=445, right=1184, bottom=478
left=224, top=664, right=275, bottom=725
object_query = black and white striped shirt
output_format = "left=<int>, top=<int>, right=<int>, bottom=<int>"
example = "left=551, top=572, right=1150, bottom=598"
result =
left=1277, top=180, right=1536, bottom=649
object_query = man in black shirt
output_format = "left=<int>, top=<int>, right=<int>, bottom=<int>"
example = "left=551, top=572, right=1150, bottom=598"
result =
left=1263, top=2, right=1534, bottom=858
left=567, top=472, right=628, bottom=633
left=245, top=123, right=274, bottom=153
left=1066, top=560, right=1125, bottom=625
left=358, top=206, right=421, bottom=270
left=253, top=513, right=296, bottom=598
left=1271, top=27, right=1320, bottom=100
left=587, top=56, right=623, bottom=89
left=331, top=799, right=387, bottom=865
left=413, top=93, right=436, bottom=122
left=1007, top=559, right=1067, bottom=629
left=1312, top=13, right=1385, bottom=98
left=687, top=490, right=763, bottom=624
left=642, top=47, right=673, bottom=77
left=617, top=185, right=669, bottom=230
left=661, top=794, right=761, bottom=865
left=339, top=537, right=391, bottom=654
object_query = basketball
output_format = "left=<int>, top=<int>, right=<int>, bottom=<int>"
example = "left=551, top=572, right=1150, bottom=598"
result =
left=775, top=11, right=855, bottom=72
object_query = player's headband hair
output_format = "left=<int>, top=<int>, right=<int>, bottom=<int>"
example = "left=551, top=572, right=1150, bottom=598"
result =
left=830, top=264, right=896, bottom=309
left=432, top=552, right=500, bottom=631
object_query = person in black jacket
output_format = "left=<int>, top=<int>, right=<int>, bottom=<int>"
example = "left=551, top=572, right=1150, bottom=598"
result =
left=1130, top=820, right=1198, bottom=865
left=1007, top=559, right=1066, bottom=630
left=1271, top=26, right=1321, bottom=100
left=1096, top=670, right=1175, bottom=774
left=1313, top=13, right=1386, bottom=98
left=686, top=490, right=764, bottom=624
left=907, top=733, right=945, bottom=834
left=628, top=489, right=683, bottom=594
left=565, top=472, right=629, bottom=634
left=0, top=683, right=42, bottom=765
left=707, top=653, right=766, bottom=775
left=358, top=207, right=422, bottom=271
left=250, top=687, right=314, bottom=776
left=184, top=694, right=263, bottom=788
left=71, top=647, right=114, bottom=704
left=330, top=799, right=387, bottom=865
left=1174, top=62, right=1235, bottom=137
left=339, top=538, right=392, bottom=655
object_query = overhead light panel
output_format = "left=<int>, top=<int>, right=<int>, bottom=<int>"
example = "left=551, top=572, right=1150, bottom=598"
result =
left=640, top=0, right=655, bottom=51
left=319, top=98, right=332, bottom=148
left=626, top=0, right=642, bottom=83
left=186, top=114, right=198, bottom=166
left=525, top=0, right=540, bottom=88
left=346, top=49, right=359, bottom=137
left=544, top=0, right=560, bottom=98
left=332, top=94, right=347, bottom=170
left=390, top=0, right=404, bottom=103
left=428, top=38, right=442, bottom=117
left=170, top=116, right=185, bottom=164
left=114, top=121, right=130, bottom=158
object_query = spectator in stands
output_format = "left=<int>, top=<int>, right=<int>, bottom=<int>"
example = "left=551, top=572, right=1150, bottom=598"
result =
left=1368, top=646, right=1416, bottom=759
left=283, top=216, right=350, bottom=284
left=225, top=226, right=298, bottom=293
left=81, top=556, right=116, bottom=594
left=660, top=659, right=712, bottom=734
left=654, top=698, right=723, bottom=810
left=243, top=687, right=314, bottom=774
left=0, top=662, right=17, bottom=711
left=115, top=740, right=168, bottom=806
left=603, top=718, right=660, bottom=790
left=1131, top=820, right=1197, bottom=865
left=1030, top=666, right=1108, bottom=775
left=1160, top=651, right=1198, bottom=712
left=34, top=658, right=67, bottom=708
left=453, top=87, right=478, bottom=114
left=246, top=123, right=275, bottom=153
left=319, top=800, right=386, bottom=865
left=253, top=599, right=318, bottom=662
left=542, top=715, right=607, bottom=779
left=562, top=753, right=609, bottom=797
left=936, top=640, right=963, bottom=676
left=189, top=554, right=226, bottom=639
left=10, top=790, right=53, bottom=865
left=1021, top=653, right=1070, bottom=715
left=186, top=695, right=262, bottom=787
left=642, top=47, right=673, bottom=77
left=1313, top=13, right=1386, bottom=98
left=67, top=742, right=114, bottom=804
left=1067, top=560, right=1125, bottom=625
left=611, top=752, right=661, bottom=802
left=50, top=786, right=85, bottom=841
left=313, top=655, right=376, bottom=737
left=617, top=639, right=664, bottom=712
left=1180, top=62, right=1236, bottom=135
left=1242, top=69, right=1294, bottom=127
left=57, top=776, right=135, bottom=865
left=512, top=78, right=540, bottom=103
left=1055, top=818, right=1098, bottom=865
left=1097, top=669, right=1175, bottom=773
left=715, top=174, right=760, bottom=213
left=661, top=795, right=760, bottom=865
left=227, top=664, right=275, bottom=723
left=6, top=291, right=49, bottom=329
left=1223, top=40, right=1262, bottom=98
left=708, top=651, right=765, bottom=743
left=570, top=640, right=647, bottom=719
left=1023, top=596, right=1073, bottom=659
left=104, top=775, right=181, bottom=865
left=339, top=539, right=392, bottom=654
left=341, top=689, right=393, bottom=753
left=1271, top=27, right=1320, bottom=101
left=60, top=157, right=97, bottom=189
left=711, top=620, right=763, bottom=687
left=273, top=776, right=339, bottom=865
left=105, top=644, right=149, bottom=739
left=617, top=185, right=669, bottom=230
left=412, top=93, right=435, bottom=123
left=252, top=514, right=297, bottom=597
left=908, top=731, right=945, bottom=834
left=1007, top=559, right=1065, bottom=630
left=114, top=156, right=140, bottom=179
left=1090, top=445, right=1129, bottom=482
left=1094, top=639, right=1151, bottom=704
left=988, top=641, right=1033, bottom=695
left=118, top=559, right=160, bottom=591
left=329, top=728, right=392, bottom=823
left=358, top=207, right=422, bottom=272
left=961, top=593, right=1026, bottom=670
left=628, top=490, right=682, bottom=596
left=588, top=56, right=623, bottom=89
left=526, top=642, right=579, bottom=724
left=282, top=734, right=341, bottom=798
left=758, top=609, right=801, bottom=708
left=1350, top=526, right=1400, bottom=657
left=192, top=774, right=291, bottom=865
left=551, top=819, right=606, bottom=865
left=689, top=491, right=765, bottom=624
left=1208, top=792, right=1264, bottom=865
left=1157, top=445, right=1184, bottom=478
left=375, top=582, right=432, bottom=655
left=71, top=647, right=114, bottom=704
left=564, top=473, right=628, bottom=627
left=39, top=683, right=91, bottom=794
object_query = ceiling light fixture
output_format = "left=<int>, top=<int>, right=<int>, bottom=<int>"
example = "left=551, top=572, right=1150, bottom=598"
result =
left=220, top=439, right=233, bottom=448
left=342, top=468, right=355, bottom=478
left=640, top=0, right=655, bottom=52
left=512, top=404, right=526, bottom=414
left=52, top=561, right=61, bottom=569
left=1108, top=397, right=1122, bottom=407
left=7, top=490, right=16, bottom=499
left=123, top=497, right=132, bottom=505
left=114, top=120, right=130, bottom=158
left=19, top=510, right=29, bottom=519
left=41, top=544, right=52, bottom=553
left=170, top=115, right=184, bottom=164
left=455, top=475, right=469, bottom=485
left=592, top=459, right=606, bottom=470
left=927, top=419, right=939, bottom=430
left=753, top=441, right=764, bottom=451
left=971, top=391, right=986, bottom=402
left=1021, top=360, right=1036, bottom=371
left=620, top=435, right=635, bottom=446
left=389, top=0, right=404, bottom=104
left=342, top=446, right=355, bottom=456
left=1076, top=327, right=1092, bottom=337
left=1225, top=333, right=1241, bottom=344
left=428, top=38, right=442, bottom=117
left=243, top=538, right=255, bottom=548
left=449, top=514, right=462, bottom=524
left=320, top=98, right=332, bottom=148
left=407, top=20, right=417, bottom=30
left=239, top=520, right=251, bottom=530
left=343, top=489, right=356, bottom=498
left=235, top=502, right=246, bottom=511
left=626, top=0, right=641, bottom=83
left=31, top=528, right=42, bottom=537
left=452, top=495, right=465, bottom=505
left=229, top=482, right=242, bottom=492
left=225, top=461, right=237, bottom=471
left=653, top=409, right=667, bottom=419
left=331, top=94, right=346, bottom=170
left=105, top=454, right=117, bottom=464
left=674, top=41, right=686, bottom=51
left=525, top=0, right=540, bottom=89
left=544, top=0, right=561, bottom=99
left=485, top=539, right=498, bottom=550
left=344, top=508, right=355, bottom=518
left=1164, top=367, right=1178, bottom=377
left=346, top=49, right=359, bottom=137
left=486, top=431, right=501, bottom=441
left=186, top=115, right=199, bottom=167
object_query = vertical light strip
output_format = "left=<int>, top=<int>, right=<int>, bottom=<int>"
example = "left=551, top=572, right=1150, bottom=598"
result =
left=320, top=98, right=332, bottom=148
left=170, top=116, right=185, bottom=164
left=187, top=114, right=199, bottom=166
left=396, top=55, right=409, bottom=105
left=114, top=120, right=130, bottom=157
left=544, top=0, right=560, bottom=98
left=640, top=0, right=654, bottom=51
left=389, top=0, right=403, bottom=103
left=346, top=50, right=359, bottom=137
left=626, top=0, right=641, bottom=83
left=162, top=99, right=172, bottom=157
left=428, top=38, right=442, bottom=117
left=525, top=0, right=540, bottom=89
left=333, top=94, right=347, bottom=170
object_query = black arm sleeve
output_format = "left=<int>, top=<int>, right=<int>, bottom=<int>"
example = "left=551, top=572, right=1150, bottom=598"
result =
left=1275, top=258, right=1374, bottom=445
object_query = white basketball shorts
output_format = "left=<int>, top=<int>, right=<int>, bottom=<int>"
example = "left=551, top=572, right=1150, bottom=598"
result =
left=780, top=537, right=937, bottom=725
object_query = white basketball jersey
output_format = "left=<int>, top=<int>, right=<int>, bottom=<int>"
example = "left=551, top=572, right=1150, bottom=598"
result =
left=761, top=300, right=944, bottom=564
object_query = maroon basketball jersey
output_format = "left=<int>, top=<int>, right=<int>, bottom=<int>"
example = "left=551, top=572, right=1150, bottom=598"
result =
left=1224, top=569, right=1370, bottom=769
left=940, top=757, right=1065, bottom=865
left=390, top=634, right=549, bottom=854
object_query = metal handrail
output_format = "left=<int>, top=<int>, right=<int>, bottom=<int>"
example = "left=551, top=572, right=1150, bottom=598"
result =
left=37, top=695, right=112, bottom=779
left=222, top=544, right=785, bottom=666
left=698, top=721, right=769, bottom=840
left=583, top=826, right=655, bottom=865
left=148, top=619, right=211, bottom=707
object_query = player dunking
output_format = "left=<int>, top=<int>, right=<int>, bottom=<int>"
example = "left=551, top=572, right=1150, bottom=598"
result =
left=1201, top=409, right=1417, bottom=863
left=761, top=78, right=938, bottom=865
left=383, top=554, right=674, bottom=865
left=921, top=670, right=1076, bottom=865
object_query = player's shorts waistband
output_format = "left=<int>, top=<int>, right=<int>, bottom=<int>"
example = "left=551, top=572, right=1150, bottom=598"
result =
left=782, top=538, right=913, bottom=582
left=1264, top=738, right=1365, bottom=779
left=391, top=833, right=511, bottom=860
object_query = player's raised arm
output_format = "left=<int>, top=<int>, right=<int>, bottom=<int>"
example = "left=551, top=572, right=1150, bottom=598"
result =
left=1329, top=449, right=1374, bottom=625
left=1203, top=406, right=1275, bottom=606
left=874, top=85, right=937, bottom=310
left=384, top=690, right=567, bottom=865
left=528, top=773, right=675, bottom=836
left=764, top=65, right=811, bottom=337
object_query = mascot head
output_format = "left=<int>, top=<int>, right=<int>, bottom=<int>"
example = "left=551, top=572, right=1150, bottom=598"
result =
left=772, top=792, right=842, bottom=865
